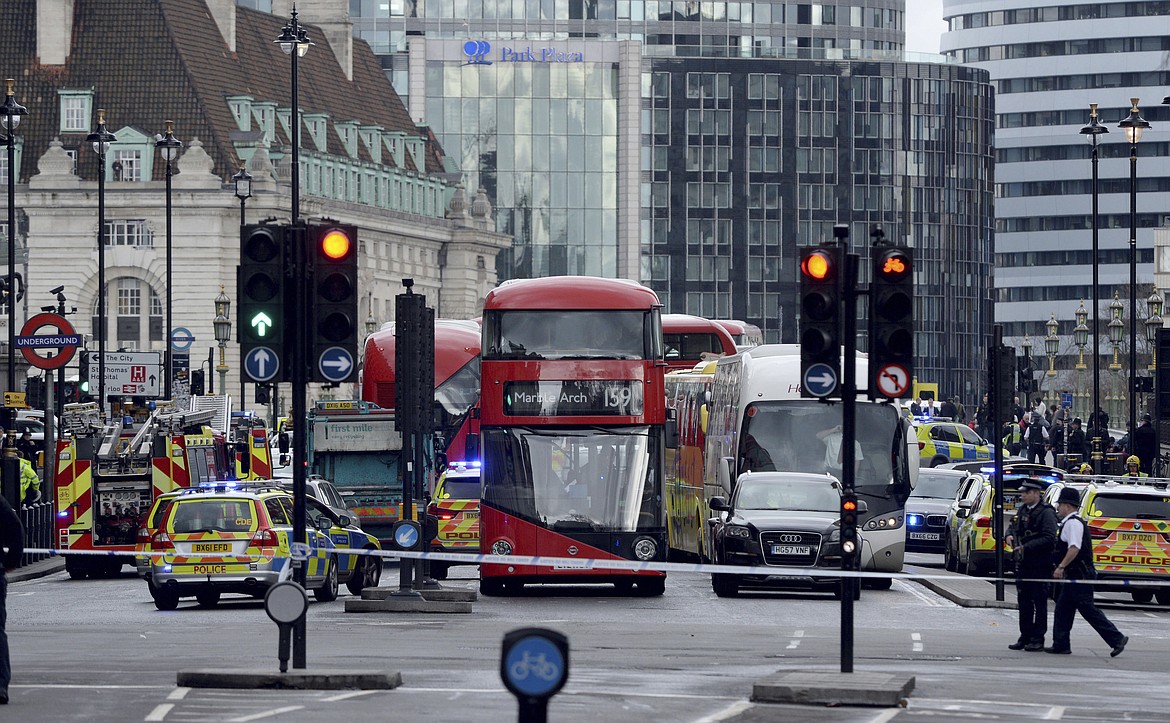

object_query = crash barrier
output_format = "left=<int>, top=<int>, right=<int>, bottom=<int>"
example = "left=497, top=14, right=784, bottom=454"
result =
left=20, top=544, right=1170, bottom=590
left=20, top=502, right=54, bottom=566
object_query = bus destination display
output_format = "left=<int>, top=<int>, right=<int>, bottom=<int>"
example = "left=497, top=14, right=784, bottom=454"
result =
left=503, top=380, right=644, bottom=416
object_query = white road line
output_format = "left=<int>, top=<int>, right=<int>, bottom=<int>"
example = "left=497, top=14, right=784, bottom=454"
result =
left=869, top=709, right=902, bottom=723
left=691, top=700, right=752, bottom=723
left=11, top=684, right=168, bottom=690
left=894, top=579, right=949, bottom=607
left=228, top=706, right=305, bottom=722
left=166, top=688, right=190, bottom=701
left=787, top=629, right=805, bottom=649
left=144, top=703, right=173, bottom=721
left=911, top=632, right=923, bottom=652
left=321, top=690, right=380, bottom=702
left=1043, top=706, right=1066, bottom=720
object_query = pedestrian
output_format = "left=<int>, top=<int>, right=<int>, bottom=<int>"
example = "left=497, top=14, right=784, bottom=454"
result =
left=1131, top=414, right=1156, bottom=475
left=939, top=397, right=957, bottom=420
left=922, top=397, right=937, bottom=417
left=0, top=490, right=23, bottom=704
left=955, top=397, right=967, bottom=424
left=1047, top=487, right=1127, bottom=656
left=1049, top=418, right=1064, bottom=461
left=1024, top=413, right=1049, bottom=464
left=1005, top=478, right=1057, bottom=651
left=14, top=432, right=37, bottom=475
left=1013, top=397, right=1026, bottom=427
left=1065, top=418, right=1087, bottom=460
left=910, top=397, right=922, bottom=416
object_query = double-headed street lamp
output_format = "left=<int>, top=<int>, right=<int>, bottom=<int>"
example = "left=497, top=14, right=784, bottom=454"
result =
left=86, top=110, right=116, bottom=419
left=155, top=121, right=182, bottom=400
left=213, top=287, right=231, bottom=394
left=1074, top=301, right=1089, bottom=371
left=1080, top=103, right=1109, bottom=470
left=1117, top=98, right=1150, bottom=442
left=1045, top=314, right=1059, bottom=381
left=1, top=79, right=27, bottom=504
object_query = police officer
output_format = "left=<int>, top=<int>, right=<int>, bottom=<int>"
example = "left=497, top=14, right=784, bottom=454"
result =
left=1024, top=413, right=1049, bottom=464
left=1004, top=479, right=1057, bottom=651
left=17, top=454, right=39, bottom=505
left=1121, top=455, right=1148, bottom=478
left=1047, top=486, right=1127, bottom=656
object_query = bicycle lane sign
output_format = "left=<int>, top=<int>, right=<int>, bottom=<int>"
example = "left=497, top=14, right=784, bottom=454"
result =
left=500, top=627, right=570, bottom=707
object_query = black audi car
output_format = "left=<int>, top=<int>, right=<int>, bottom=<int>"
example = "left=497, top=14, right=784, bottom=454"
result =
left=904, top=468, right=967, bottom=554
left=708, top=471, right=861, bottom=599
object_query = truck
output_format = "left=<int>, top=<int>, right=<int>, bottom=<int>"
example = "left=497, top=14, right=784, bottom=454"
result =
left=306, top=400, right=415, bottom=548
left=54, top=399, right=272, bottom=579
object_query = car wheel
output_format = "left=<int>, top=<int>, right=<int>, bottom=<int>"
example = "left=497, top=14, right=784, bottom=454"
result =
left=634, top=577, right=666, bottom=597
left=944, top=540, right=958, bottom=572
left=153, top=588, right=180, bottom=611
left=314, top=557, right=339, bottom=602
left=964, top=556, right=982, bottom=577
left=195, top=590, right=220, bottom=607
left=346, top=553, right=382, bottom=595
left=1131, top=590, right=1154, bottom=604
left=1155, top=591, right=1170, bottom=606
left=930, top=456, right=949, bottom=468
left=711, top=573, right=739, bottom=598
left=428, top=562, right=449, bottom=581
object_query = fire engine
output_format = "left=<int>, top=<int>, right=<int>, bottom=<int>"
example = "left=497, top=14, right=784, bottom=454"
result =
left=54, top=400, right=272, bottom=579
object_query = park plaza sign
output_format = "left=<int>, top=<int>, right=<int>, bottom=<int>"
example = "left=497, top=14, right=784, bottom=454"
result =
left=463, top=39, right=585, bottom=65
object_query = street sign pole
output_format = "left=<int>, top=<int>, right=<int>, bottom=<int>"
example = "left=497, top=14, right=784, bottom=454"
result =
left=290, top=222, right=309, bottom=669
left=992, top=326, right=1007, bottom=603
left=840, top=249, right=858, bottom=674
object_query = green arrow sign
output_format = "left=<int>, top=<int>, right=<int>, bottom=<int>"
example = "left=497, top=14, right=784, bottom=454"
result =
left=251, top=311, right=274, bottom=337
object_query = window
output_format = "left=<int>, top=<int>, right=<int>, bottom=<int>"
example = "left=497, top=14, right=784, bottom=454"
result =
left=117, top=279, right=141, bottom=316
left=58, top=91, right=92, bottom=133
left=104, top=220, right=152, bottom=247
left=264, top=497, right=291, bottom=525
left=111, top=149, right=142, bottom=182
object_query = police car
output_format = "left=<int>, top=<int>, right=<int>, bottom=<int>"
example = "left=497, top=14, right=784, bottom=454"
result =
left=952, top=464, right=1063, bottom=577
left=147, top=482, right=381, bottom=610
left=915, top=421, right=993, bottom=468
left=427, top=460, right=481, bottom=580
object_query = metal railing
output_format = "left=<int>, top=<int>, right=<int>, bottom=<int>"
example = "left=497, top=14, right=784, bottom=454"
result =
left=20, top=501, right=53, bottom=565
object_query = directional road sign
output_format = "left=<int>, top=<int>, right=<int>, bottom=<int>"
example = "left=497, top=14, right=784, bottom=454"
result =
left=170, top=326, right=195, bottom=352
left=802, top=362, right=838, bottom=398
left=85, top=351, right=163, bottom=397
left=317, top=346, right=355, bottom=383
left=17, top=312, right=81, bottom=370
left=874, top=363, right=911, bottom=399
left=244, top=346, right=280, bottom=383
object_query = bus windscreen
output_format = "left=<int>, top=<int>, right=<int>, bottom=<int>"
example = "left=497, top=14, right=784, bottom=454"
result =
left=487, top=310, right=647, bottom=360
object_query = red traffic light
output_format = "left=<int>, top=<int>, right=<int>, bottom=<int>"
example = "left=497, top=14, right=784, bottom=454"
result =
left=842, top=499, right=857, bottom=512
left=801, top=250, right=835, bottom=280
left=876, top=249, right=911, bottom=281
left=321, top=229, right=351, bottom=260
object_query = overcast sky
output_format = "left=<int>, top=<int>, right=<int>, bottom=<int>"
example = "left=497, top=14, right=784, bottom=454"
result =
left=904, top=0, right=947, bottom=54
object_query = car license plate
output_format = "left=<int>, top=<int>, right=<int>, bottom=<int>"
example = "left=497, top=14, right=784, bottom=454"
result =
left=193, top=543, right=231, bottom=553
left=772, top=545, right=811, bottom=556
left=909, top=532, right=940, bottom=541
left=1118, top=532, right=1155, bottom=543
left=462, top=511, right=479, bottom=519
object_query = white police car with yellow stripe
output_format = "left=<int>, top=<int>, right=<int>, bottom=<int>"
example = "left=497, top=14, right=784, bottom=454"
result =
left=914, top=420, right=993, bottom=468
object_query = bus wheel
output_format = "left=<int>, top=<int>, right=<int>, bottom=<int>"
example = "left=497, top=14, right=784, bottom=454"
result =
left=480, top=578, right=507, bottom=596
left=66, top=558, right=89, bottom=580
left=634, top=578, right=666, bottom=597
left=1130, top=590, right=1154, bottom=604
left=712, top=574, right=738, bottom=598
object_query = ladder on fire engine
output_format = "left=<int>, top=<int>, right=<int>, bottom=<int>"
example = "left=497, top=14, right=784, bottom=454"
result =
left=190, top=395, right=232, bottom=435
left=123, top=407, right=218, bottom=460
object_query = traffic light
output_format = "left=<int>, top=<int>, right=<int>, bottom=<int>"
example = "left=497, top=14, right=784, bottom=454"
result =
left=394, top=289, right=434, bottom=432
left=994, top=345, right=1016, bottom=424
left=798, top=246, right=842, bottom=398
left=79, top=352, right=91, bottom=398
left=255, top=383, right=271, bottom=405
left=308, top=223, right=359, bottom=383
left=869, top=246, right=914, bottom=398
left=840, top=494, right=860, bottom=563
left=239, top=224, right=287, bottom=383
left=191, top=369, right=205, bottom=397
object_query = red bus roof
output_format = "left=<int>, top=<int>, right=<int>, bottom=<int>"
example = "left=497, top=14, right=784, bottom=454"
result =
left=361, top=319, right=481, bottom=406
left=663, top=314, right=736, bottom=346
left=483, top=276, right=660, bottom=311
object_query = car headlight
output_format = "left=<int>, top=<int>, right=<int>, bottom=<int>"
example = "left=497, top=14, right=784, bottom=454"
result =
left=491, top=539, right=513, bottom=555
left=726, top=525, right=752, bottom=539
left=633, top=537, right=657, bottom=561
left=828, top=528, right=840, bottom=543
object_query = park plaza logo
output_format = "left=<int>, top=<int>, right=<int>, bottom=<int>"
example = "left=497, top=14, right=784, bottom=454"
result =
left=463, top=39, right=585, bottom=66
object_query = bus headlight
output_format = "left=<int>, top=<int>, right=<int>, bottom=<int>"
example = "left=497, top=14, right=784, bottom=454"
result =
left=633, top=537, right=657, bottom=561
left=491, top=539, right=513, bottom=556
left=864, top=515, right=903, bottom=531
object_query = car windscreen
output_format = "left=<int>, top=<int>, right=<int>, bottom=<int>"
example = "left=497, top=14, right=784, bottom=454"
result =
left=1089, top=493, right=1170, bottom=520
left=440, top=478, right=481, bottom=499
left=733, top=478, right=839, bottom=512
left=911, top=473, right=963, bottom=499
left=168, top=499, right=257, bottom=533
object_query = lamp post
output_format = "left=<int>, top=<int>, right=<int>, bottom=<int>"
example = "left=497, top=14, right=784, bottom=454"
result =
left=1146, top=290, right=1163, bottom=373
left=1080, top=104, right=1109, bottom=470
left=155, top=121, right=181, bottom=400
left=1045, top=313, right=1059, bottom=379
left=213, top=287, right=231, bottom=394
left=86, top=110, right=117, bottom=419
left=1074, top=301, right=1089, bottom=414
left=1, top=79, right=27, bottom=505
left=276, top=10, right=312, bottom=223
left=233, top=162, right=252, bottom=226
left=1117, top=98, right=1150, bottom=443
left=1021, top=333, right=1033, bottom=406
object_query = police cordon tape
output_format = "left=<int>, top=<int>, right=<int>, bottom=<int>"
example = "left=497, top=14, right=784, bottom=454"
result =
left=21, top=546, right=1168, bottom=589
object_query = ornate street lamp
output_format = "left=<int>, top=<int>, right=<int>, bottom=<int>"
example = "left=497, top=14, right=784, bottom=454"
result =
left=1045, top=314, right=1059, bottom=378
left=1117, top=97, right=1150, bottom=440
left=1080, top=104, right=1109, bottom=471
left=1146, top=289, right=1163, bottom=371
left=276, top=9, right=312, bottom=223
left=155, top=121, right=182, bottom=400
left=1108, top=293, right=1124, bottom=371
left=1, top=79, right=27, bottom=504
left=232, top=162, right=252, bottom=226
left=1074, top=300, right=1089, bottom=370
left=86, top=109, right=117, bottom=418
left=213, top=287, right=231, bottom=394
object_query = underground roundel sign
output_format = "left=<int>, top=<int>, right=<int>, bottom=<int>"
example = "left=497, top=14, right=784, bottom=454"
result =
left=17, top=313, right=81, bottom=370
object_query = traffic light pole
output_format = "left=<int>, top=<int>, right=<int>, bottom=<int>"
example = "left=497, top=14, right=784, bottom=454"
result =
left=991, top=325, right=1007, bottom=603
left=840, top=251, right=859, bottom=674
left=290, top=223, right=309, bottom=669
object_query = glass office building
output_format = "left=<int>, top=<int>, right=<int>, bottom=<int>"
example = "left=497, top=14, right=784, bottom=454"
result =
left=347, top=1, right=996, bottom=398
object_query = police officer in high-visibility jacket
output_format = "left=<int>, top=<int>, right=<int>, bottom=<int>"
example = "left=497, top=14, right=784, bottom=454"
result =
left=1121, top=455, right=1148, bottom=478
left=18, top=454, right=40, bottom=505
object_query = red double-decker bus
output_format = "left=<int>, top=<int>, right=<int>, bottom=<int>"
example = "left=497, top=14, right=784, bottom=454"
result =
left=478, top=277, right=672, bottom=596
left=661, top=314, right=737, bottom=372
left=361, top=318, right=482, bottom=460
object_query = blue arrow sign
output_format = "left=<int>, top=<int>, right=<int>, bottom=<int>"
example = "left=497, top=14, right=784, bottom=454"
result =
left=393, top=522, right=419, bottom=550
left=244, top=346, right=280, bottom=383
left=803, top=363, right=838, bottom=398
left=504, top=635, right=566, bottom=698
left=318, top=346, right=354, bottom=383
left=170, top=326, right=195, bottom=351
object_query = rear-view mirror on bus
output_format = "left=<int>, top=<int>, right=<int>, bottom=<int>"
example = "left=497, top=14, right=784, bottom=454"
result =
left=718, top=457, right=735, bottom=491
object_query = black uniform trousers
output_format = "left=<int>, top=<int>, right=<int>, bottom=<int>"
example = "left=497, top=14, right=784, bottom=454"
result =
left=1052, top=580, right=1124, bottom=651
left=1016, top=576, right=1050, bottom=645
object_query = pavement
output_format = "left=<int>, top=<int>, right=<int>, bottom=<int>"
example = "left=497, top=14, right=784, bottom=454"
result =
left=907, top=563, right=1017, bottom=609
left=5, top=555, right=64, bottom=583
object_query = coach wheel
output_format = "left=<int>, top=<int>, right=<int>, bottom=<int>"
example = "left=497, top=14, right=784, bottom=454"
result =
left=1130, top=590, right=1154, bottom=604
left=1156, top=591, right=1170, bottom=606
left=196, top=590, right=221, bottom=607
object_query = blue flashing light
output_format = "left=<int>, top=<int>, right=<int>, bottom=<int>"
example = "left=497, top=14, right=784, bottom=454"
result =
left=450, top=460, right=482, bottom=469
left=57, top=511, right=69, bottom=518
left=906, top=514, right=924, bottom=527
left=163, top=564, right=173, bottom=573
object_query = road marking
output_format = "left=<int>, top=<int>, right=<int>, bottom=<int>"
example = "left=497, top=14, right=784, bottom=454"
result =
left=321, top=690, right=379, bottom=702
left=166, top=688, right=190, bottom=701
left=911, top=632, right=923, bottom=652
left=228, top=706, right=305, bottom=722
left=691, top=700, right=752, bottom=723
left=1043, top=706, right=1066, bottom=720
left=869, top=710, right=902, bottom=723
left=144, top=703, right=173, bottom=721
left=11, top=684, right=168, bottom=690
left=787, top=630, right=805, bottom=649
